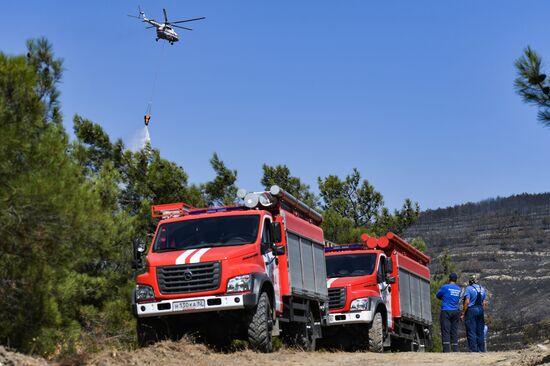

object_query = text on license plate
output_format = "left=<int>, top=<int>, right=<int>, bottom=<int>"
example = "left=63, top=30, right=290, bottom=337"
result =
left=173, top=299, right=205, bottom=311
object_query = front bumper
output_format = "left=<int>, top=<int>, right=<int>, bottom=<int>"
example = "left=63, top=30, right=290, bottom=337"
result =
left=135, top=294, right=249, bottom=318
left=326, top=310, right=374, bottom=325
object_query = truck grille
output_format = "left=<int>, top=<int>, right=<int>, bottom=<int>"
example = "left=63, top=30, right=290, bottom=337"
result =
left=328, top=287, right=346, bottom=310
left=157, top=262, right=221, bottom=294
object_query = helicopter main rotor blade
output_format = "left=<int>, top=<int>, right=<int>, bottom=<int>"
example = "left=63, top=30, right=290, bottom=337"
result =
left=171, top=17, right=205, bottom=24
left=145, top=25, right=156, bottom=29
left=172, top=25, right=193, bottom=31
left=163, top=8, right=168, bottom=23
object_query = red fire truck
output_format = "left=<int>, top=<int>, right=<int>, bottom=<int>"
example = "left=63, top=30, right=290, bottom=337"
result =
left=322, top=232, right=432, bottom=352
left=132, top=186, right=328, bottom=352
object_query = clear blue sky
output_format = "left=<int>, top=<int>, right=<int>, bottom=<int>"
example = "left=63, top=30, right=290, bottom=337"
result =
left=2, top=1, right=549, bottom=210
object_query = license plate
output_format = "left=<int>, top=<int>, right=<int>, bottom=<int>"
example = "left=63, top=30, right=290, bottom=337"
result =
left=173, top=299, right=205, bottom=311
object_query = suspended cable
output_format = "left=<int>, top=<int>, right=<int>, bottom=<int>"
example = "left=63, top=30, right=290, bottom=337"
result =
left=144, top=42, right=165, bottom=126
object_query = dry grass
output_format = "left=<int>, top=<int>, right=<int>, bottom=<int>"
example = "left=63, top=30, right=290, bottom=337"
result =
left=87, top=338, right=550, bottom=366
left=2, top=338, right=549, bottom=366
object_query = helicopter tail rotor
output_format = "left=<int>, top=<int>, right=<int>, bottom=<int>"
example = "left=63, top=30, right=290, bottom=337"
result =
left=128, top=5, right=145, bottom=19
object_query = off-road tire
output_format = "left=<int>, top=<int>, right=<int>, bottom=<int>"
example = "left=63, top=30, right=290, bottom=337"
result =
left=368, top=312, right=384, bottom=353
left=299, top=309, right=317, bottom=352
left=280, top=305, right=317, bottom=351
left=247, top=292, right=273, bottom=353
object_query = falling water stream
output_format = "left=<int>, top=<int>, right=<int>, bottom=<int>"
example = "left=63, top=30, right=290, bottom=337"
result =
left=130, top=125, right=151, bottom=151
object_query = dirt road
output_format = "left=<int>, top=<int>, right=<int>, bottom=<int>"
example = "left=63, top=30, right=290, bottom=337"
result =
left=2, top=340, right=549, bottom=366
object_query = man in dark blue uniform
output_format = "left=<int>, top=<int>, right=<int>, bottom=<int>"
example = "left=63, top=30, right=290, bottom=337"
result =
left=461, top=275, right=487, bottom=352
left=436, top=273, right=461, bottom=352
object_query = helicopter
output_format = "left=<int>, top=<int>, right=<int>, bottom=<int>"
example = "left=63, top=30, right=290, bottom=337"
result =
left=128, top=7, right=205, bottom=45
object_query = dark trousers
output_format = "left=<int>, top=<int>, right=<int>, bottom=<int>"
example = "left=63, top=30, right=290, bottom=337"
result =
left=440, top=310, right=460, bottom=352
left=464, top=305, right=485, bottom=352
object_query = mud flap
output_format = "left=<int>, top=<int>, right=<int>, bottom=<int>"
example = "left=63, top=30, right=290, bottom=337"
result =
left=383, top=333, right=392, bottom=347
left=313, top=321, right=322, bottom=340
left=271, top=319, right=280, bottom=336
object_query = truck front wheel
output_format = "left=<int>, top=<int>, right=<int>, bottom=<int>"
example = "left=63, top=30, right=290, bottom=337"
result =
left=368, top=312, right=384, bottom=353
left=247, top=292, right=273, bottom=353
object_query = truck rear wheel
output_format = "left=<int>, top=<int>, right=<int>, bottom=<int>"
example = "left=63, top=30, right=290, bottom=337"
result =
left=368, top=312, right=384, bottom=353
left=280, top=306, right=317, bottom=351
left=247, top=292, right=273, bottom=353
left=297, top=309, right=316, bottom=351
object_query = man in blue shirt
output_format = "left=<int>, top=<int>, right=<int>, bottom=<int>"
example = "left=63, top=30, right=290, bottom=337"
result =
left=461, top=275, right=487, bottom=352
left=436, top=273, right=462, bottom=352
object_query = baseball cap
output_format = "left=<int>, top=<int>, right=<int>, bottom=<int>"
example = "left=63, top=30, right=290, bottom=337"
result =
left=449, top=273, right=458, bottom=282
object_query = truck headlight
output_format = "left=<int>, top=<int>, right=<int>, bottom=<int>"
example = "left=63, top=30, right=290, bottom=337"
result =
left=227, top=274, right=253, bottom=293
left=135, top=284, right=155, bottom=302
left=350, top=297, right=371, bottom=311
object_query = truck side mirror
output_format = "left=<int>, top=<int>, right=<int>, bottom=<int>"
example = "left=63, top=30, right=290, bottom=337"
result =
left=273, top=245, right=285, bottom=256
left=386, top=275, right=396, bottom=284
left=132, top=238, right=147, bottom=270
left=386, top=258, right=394, bottom=274
left=271, top=222, right=283, bottom=243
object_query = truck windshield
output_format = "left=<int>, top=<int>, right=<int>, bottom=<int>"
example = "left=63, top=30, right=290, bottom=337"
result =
left=326, top=253, right=377, bottom=278
left=153, top=215, right=260, bottom=252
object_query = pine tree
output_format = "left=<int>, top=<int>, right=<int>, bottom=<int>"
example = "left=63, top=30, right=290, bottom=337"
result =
left=318, top=168, right=419, bottom=241
left=0, top=42, right=127, bottom=354
left=318, top=168, right=383, bottom=227
left=0, top=39, right=137, bottom=356
left=514, top=46, right=550, bottom=126
left=203, top=153, right=238, bottom=206
left=260, top=164, right=318, bottom=208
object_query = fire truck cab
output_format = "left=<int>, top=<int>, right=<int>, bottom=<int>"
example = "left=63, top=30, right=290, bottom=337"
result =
left=322, top=233, right=432, bottom=352
left=132, top=186, right=328, bottom=352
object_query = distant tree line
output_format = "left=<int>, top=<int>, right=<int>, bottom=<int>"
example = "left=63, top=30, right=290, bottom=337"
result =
left=416, top=193, right=550, bottom=223
left=0, top=39, right=420, bottom=356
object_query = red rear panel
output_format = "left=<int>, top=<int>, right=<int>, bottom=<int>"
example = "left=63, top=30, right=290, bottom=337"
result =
left=392, top=251, right=432, bottom=324
left=283, top=209, right=324, bottom=243
left=278, top=210, right=326, bottom=300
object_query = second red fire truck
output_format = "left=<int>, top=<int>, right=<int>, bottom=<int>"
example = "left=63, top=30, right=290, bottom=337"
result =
left=322, top=232, right=432, bottom=352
